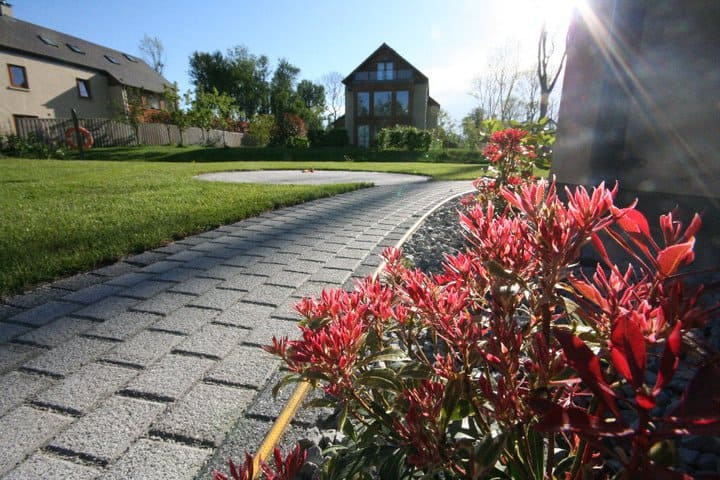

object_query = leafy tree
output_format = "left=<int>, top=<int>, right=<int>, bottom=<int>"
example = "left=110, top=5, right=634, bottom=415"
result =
left=461, top=107, right=486, bottom=148
left=188, top=88, right=239, bottom=144
left=247, top=114, right=275, bottom=147
left=226, top=46, right=271, bottom=117
left=295, top=79, right=325, bottom=131
left=189, top=51, right=234, bottom=96
left=270, top=59, right=300, bottom=117
left=433, top=109, right=462, bottom=148
left=139, top=34, right=165, bottom=74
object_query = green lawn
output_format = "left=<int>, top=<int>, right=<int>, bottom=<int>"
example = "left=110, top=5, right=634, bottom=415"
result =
left=0, top=157, right=500, bottom=297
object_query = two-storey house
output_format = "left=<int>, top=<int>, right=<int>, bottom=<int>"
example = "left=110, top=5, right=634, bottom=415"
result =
left=0, top=2, right=170, bottom=135
left=342, top=43, right=439, bottom=146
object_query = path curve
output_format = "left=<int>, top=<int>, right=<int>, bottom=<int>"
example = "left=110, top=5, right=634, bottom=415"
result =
left=0, top=180, right=473, bottom=479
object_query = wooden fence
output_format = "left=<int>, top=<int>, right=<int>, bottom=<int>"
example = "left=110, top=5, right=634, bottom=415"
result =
left=13, top=117, right=244, bottom=148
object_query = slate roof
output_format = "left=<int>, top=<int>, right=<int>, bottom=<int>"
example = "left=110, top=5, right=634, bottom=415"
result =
left=342, top=43, right=430, bottom=85
left=0, top=15, right=169, bottom=93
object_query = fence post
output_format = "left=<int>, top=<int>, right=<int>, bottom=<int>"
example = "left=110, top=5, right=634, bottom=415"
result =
left=71, top=108, right=84, bottom=159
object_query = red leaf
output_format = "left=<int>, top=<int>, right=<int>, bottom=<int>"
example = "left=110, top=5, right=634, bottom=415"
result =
left=591, top=232, right=612, bottom=266
left=530, top=398, right=631, bottom=438
left=614, top=206, right=652, bottom=239
left=610, top=314, right=646, bottom=389
left=570, top=277, right=608, bottom=310
left=656, top=239, right=695, bottom=278
left=554, top=328, right=621, bottom=417
left=653, top=321, right=682, bottom=395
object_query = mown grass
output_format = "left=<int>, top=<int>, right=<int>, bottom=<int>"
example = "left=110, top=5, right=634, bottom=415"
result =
left=0, top=157, right=505, bottom=297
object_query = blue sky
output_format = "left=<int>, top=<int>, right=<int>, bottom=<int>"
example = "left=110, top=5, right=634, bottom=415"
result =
left=12, top=0, right=573, bottom=123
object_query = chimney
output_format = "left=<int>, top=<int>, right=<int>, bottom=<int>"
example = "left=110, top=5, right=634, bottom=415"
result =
left=0, top=1, right=13, bottom=17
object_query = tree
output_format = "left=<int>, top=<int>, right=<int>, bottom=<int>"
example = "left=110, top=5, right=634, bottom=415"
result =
left=295, top=79, right=325, bottom=130
left=139, top=34, right=165, bottom=74
left=434, top=109, right=462, bottom=148
left=470, top=45, right=526, bottom=122
left=188, top=88, right=239, bottom=144
left=537, top=22, right=567, bottom=120
left=321, top=71, right=345, bottom=125
left=270, top=58, right=300, bottom=117
left=461, top=107, right=486, bottom=148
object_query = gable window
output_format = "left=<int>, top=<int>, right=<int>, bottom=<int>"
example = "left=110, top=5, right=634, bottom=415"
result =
left=374, top=91, right=392, bottom=116
left=77, top=79, right=91, bottom=98
left=377, top=62, right=394, bottom=81
left=357, top=92, right=370, bottom=116
left=104, top=54, right=120, bottom=65
left=395, top=91, right=409, bottom=115
left=8, top=64, right=29, bottom=89
left=38, top=34, right=59, bottom=47
left=67, top=43, right=85, bottom=54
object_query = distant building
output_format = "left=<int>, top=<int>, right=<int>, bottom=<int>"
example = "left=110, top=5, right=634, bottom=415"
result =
left=342, top=43, right=439, bottom=146
left=0, top=2, right=170, bottom=135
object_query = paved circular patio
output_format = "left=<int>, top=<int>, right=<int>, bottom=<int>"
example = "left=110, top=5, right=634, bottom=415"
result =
left=195, top=169, right=430, bottom=185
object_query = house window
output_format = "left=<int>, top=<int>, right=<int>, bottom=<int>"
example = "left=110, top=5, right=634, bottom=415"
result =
left=357, top=92, right=370, bottom=116
left=144, top=95, right=161, bottom=109
left=77, top=79, right=91, bottom=98
left=377, top=62, right=394, bottom=81
left=374, top=91, right=392, bottom=116
left=358, top=125, right=370, bottom=148
left=104, top=54, right=121, bottom=65
left=67, top=43, right=85, bottom=54
left=38, top=34, right=59, bottom=47
left=8, top=64, right=29, bottom=89
left=395, top=91, right=409, bottom=115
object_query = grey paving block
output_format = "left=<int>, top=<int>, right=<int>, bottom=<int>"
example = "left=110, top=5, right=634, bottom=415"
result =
left=7, top=301, right=82, bottom=327
left=242, top=317, right=301, bottom=347
left=152, top=242, right=188, bottom=255
left=139, top=260, right=181, bottom=274
left=290, top=281, right=329, bottom=299
left=263, top=271, right=310, bottom=289
left=205, top=345, right=279, bottom=389
left=243, top=284, right=295, bottom=308
left=72, top=296, right=139, bottom=321
left=85, top=311, right=160, bottom=341
left=35, top=362, right=137, bottom=414
left=130, top=291, right=194, bottom=316
left=51, top=273, right=106, bottom=292
left=118, top=280, right=174, bottom=300
left=61, top=284, right=125, bottom=305
left=173, top=323, right=247, bottom=360
left=23, top=336, right=115, bottom=377
left=102, top=330, right=184, bottom=368
left=164, top=249, right=205, bottom=262
left=0, top=343, right=45, bottom=374
left=195, top=230, right=226, bottom=239
left=49, top=396, right=165, bottom=464
left=104, top=272, right=154, bottom=287
left=238, top=261, right=287, bottom=277
left=309, top=268, right=352, bottom=284
left=151, top=306, right=219, bottom=335
left=213, top=301, right=274, bottom=328
left=179, top=256, right=223, bottom=271
left=219, top=253, right=263, bottom=268
left=0, top=406, right=73, bottom=476
left=100, top=438, right=210, bottom=480
left=4, top=452, right=102, bottom=480
left=195, top=264, right=245, bottom=281
left=271, top=298, right=304, bottom=321
left=218, top=273, right=268, bottom=292
left=155, top=266, right=204, bottom=283
left=206, top=247, right=240, bottom=260
left=299, top=250, right=336, bottom=263
left=334, top=247, right=370, bottom=260
left=324, top=257, right=362, bottom=271
left=168, top=277, right=221, bottom=296
left=92, top=262, right=138, bottom=278
left=15, top=317, right=96, bottom=347
left=121, top=354, right=215, bottom=401
left=150, top=383, right=255, bottom=446
left=174, top=235, right=212, bottom=247
left=0, top=370, right=54, bottom=416
left=350, top=263, right=380, bottom=279
left=188, top=288, right=244, bottom=311
left=4, top=286, right=65, bottom=309
left=0, top=321, right=31, bottom=342
left=124, top=251, right=168, bottom=266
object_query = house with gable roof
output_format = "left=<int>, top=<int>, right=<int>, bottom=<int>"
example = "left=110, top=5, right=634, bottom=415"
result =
left=342, top=43, right=439, bottom=146
left=0, top=2, right=170, bottom=135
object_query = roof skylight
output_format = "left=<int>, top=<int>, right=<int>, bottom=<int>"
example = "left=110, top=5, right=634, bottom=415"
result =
left=66, top=43, right=85, bottom=54
left=104, top=54, right=120, bottom=65
left=38, top=34, right=59, bottom=47
left=123, top=53, right=139, bottom=62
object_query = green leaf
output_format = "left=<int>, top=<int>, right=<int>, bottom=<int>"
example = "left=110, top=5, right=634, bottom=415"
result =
left=472, top=432, right=508, bottom=478
left=358, top=347, right=408, bottom=367
left=397, top=362, right=433, bottom=379
left=357, top=369, right=403, bottom=391
left=271, top=372, right=300, bottom=398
